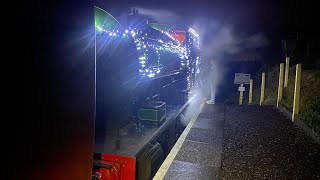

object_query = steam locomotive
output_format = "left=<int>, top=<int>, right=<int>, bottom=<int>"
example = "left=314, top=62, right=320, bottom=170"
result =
left=93, top=6, right=201, bottom=180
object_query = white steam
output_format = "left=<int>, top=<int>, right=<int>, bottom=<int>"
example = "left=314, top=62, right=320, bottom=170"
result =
left=243, top=33, right=270, bottom=49
left=195, top=20, right=270, bottom=59
left=134, top=7, right=180, bottom=24
left=193, top=20, right=270, bottom=102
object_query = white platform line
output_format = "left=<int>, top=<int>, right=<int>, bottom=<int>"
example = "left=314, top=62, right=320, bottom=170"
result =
left=152, top=99, right=205, bottom=180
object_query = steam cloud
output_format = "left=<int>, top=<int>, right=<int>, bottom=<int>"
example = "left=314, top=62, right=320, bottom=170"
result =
left=194, top=20, right=270, bottom=59
left=134, top=7, right=180, bottom=24
left=192, top=19, right=270, bottom=101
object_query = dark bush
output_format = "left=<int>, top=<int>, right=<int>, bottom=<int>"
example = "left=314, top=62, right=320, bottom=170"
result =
left=301, top=96, right=320, bottom=133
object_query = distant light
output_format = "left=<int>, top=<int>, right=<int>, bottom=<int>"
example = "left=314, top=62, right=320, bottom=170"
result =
left=125, top=30, right=129, bottom=33
left=148, top=73, right=155, bottom=78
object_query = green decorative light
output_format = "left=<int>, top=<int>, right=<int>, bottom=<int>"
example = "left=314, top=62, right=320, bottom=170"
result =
left=94, top=6, right=129, bottom=39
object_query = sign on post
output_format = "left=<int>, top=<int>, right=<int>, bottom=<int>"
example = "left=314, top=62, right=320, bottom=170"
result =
left=238, top=86, right=245, bottom=91
left=235, top=73, right=250, bottom=105
left=234, top=73, right=251, bottom=84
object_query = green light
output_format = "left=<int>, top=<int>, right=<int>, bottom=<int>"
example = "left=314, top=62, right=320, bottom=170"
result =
left=94, top=6, right=129, bottom=39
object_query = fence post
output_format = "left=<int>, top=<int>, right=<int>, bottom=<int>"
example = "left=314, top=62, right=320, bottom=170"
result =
left=239, top=83, right=243, bottom=105
left=292, top=64, right=301, bottom=121
left=277, top=63, right=284, bottom=107
left=260, top=72, right=265, bottom=106
left=249, top=79, right=253, bottom=105
left=284, top=57, right=290, bottom=87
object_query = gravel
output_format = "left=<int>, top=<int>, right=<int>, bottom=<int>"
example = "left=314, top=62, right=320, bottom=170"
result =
left=220, top=105, right=320, bottom=180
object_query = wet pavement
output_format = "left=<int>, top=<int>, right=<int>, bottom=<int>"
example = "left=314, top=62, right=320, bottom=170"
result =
left=160, top=104, right=320, bottom=180
left=163, top=104, right=225, bottom=180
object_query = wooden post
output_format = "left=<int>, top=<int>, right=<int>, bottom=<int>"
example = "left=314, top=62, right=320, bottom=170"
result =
left=249, top=79, right=253, bottom=104
left=292, top=64, right=301, bottom=121
left=284, top=57, right=290, bottom=87
left=260, top=72, right=265, bottom=106
left=277, top=63, right=284, bottom=107
left=239, top=83, right=244, bottom=105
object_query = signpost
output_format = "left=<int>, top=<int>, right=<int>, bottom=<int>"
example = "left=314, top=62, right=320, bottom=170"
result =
left=234, top=73, right=251, bottom=105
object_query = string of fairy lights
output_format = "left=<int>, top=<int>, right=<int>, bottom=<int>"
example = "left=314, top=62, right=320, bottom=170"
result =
left=95, top=23, right=200, bottom=91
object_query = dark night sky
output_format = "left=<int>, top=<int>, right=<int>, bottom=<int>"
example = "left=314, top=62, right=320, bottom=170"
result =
left=96, top=0, right=318, bottom=65
left=102, top=0, right=316, bottom=33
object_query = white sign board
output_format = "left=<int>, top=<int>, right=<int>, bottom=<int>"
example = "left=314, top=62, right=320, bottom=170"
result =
left=234, top=73, right=251, bottom=84
left=238, top=86, right=245, bottom=91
